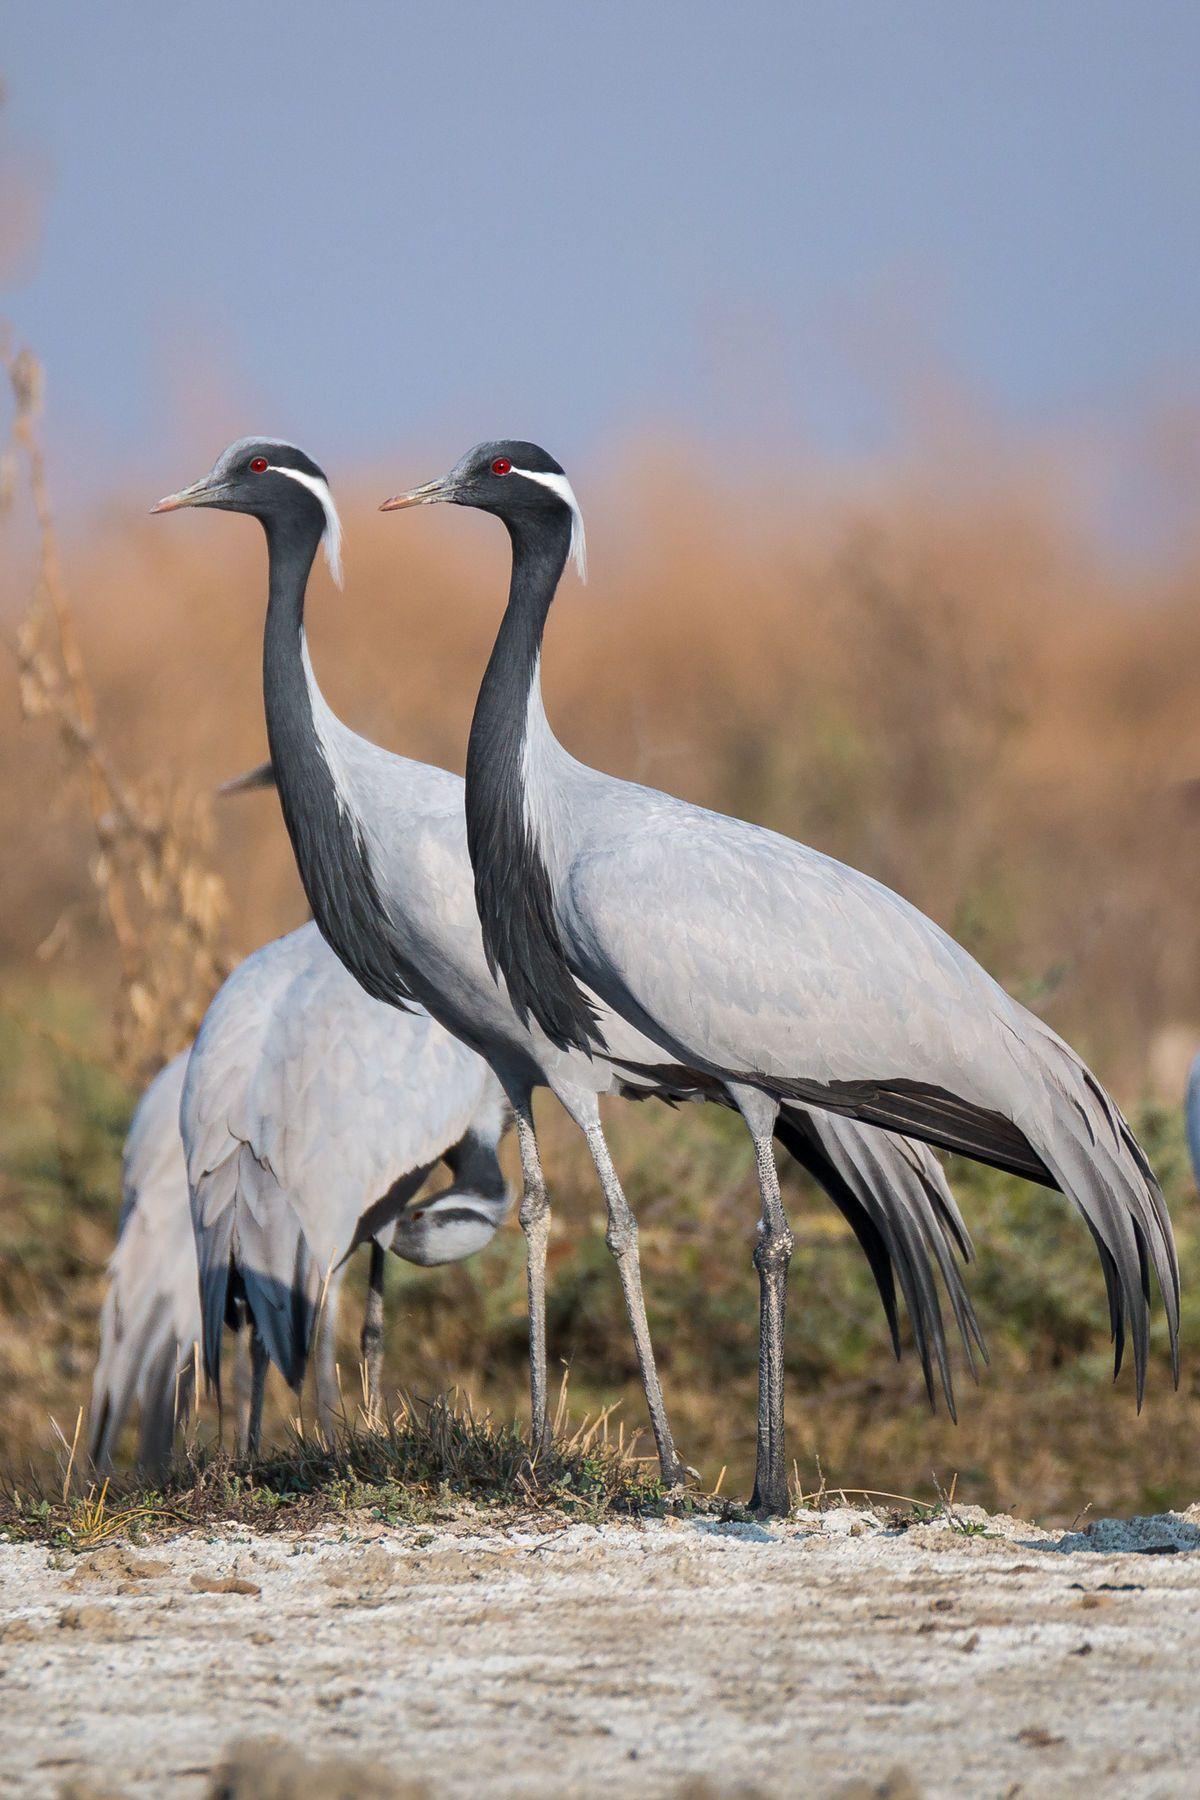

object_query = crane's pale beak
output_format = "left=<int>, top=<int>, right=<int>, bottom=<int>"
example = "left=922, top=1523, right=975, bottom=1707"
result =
left=378, top=475, right=456, bottom=512
left=150, top=476, right=225, bottom=514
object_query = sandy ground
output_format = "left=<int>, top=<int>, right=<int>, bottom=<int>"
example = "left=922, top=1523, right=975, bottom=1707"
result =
left=2, top=1504, right=1200, bottom=1799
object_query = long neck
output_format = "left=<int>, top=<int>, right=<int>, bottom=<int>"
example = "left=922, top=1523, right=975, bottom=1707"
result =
left=259, top=511, right=414, bottom=1011
left=464, top=513, right=601, bottom=1055
left=262, top=510, right=324, bottom=772
left=471, top=515, right=564, bottom=760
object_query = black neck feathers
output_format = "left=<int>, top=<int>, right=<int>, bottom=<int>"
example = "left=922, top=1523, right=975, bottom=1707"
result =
left=260, top=515, right=415, bottom=1012
left=464, top=513, right=603, bottom=1055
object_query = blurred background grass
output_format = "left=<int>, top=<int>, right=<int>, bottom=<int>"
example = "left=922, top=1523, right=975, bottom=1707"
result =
left=3, top=345, right=1199, bottom=1521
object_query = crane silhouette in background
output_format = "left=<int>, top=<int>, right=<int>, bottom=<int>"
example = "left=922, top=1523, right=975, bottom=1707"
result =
left=90, top=922, right=510, bottom=1470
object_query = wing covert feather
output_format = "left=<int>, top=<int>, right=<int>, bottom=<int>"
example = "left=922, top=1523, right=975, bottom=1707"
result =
left=89, top=1054, right=200, bottom=1470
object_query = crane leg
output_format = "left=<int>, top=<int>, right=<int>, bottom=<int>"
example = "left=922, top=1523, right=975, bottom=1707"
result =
left=583, top=1120, right=690, bottom=1488
left=361, top=1241, right=387, bottom=1424
left=743, top=1112, right=794, bottom=1517
left=245, top=1325, right=270, bottom=1461
left=315, top=1278, right=342, bottom=1439
left=229, top=1303, right=252, bottom=1454
left=513, top=1100, right=552, bottom=1455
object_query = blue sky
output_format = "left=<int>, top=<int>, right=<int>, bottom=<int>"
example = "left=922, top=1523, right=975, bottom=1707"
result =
left=4, top=1, right=1200, bottom=519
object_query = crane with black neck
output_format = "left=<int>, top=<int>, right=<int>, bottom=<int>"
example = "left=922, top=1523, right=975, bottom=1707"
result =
left=153, top=438, right=985, bottom=1500
left=381, top=439, right=1180, bottom=1516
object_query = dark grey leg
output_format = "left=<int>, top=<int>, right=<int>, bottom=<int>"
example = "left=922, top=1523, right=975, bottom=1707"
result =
left=315, top=1277, right=341, bottom=1437
left=513, top=1099, right=552, bottom=1454
left=727, top=1084, right=792, bottom=1516
left=229, top=1303, right=252, bottom=1455
left=583, top=1120, right=689, bottom=1487
left=246, top=1326, right=269, bottom=1461
left=361, top=1240, right=387, bottom=1422
left=749, top=1131, right=794, bottom=1515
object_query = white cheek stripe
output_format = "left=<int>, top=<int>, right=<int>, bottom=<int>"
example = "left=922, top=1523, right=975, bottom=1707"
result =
left=398, top=1194, right=507, bottom=1266
left=421, top=1194, right=505, bottom=1223
left=269, top=465, right=344, bottom=588
left=511, top=467, right=587, bottom=583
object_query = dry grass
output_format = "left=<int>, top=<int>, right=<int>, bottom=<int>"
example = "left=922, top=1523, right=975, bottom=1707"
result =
left=0, top=1380, right=1019, bottom=1550
left=0, top=1389, right=676, bottom=1549
left=4, top=339, right=230, bottom=1083
left=2, top=1028, right=1194, bottom=1525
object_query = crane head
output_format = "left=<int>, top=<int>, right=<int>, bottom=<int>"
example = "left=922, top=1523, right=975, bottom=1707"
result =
left=388, top=1188, right=512, bottom=1268
left=152, top=438, right=343, bottom=586
left=380, top=440, right=586, bottom=583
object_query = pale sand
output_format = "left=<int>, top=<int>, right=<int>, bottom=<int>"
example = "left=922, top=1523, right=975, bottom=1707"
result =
left=2, top=1503, right=1199, bottom=1798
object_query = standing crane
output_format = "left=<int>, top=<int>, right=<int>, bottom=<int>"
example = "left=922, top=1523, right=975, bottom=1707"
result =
left=89, top=922, right=511, bottom=1470
left=153, top=439, right=984, bottom=1493
left=381, top=439, right=1181, bottom=1515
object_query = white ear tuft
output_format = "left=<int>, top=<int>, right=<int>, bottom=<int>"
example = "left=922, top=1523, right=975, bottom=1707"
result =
left=321, top=502, right=343, bottom=588
left=568, top=500, right=587, bottom=585
left=269, top=465, right=344, bottom=588
left=513, top=468, right=588, bottom=585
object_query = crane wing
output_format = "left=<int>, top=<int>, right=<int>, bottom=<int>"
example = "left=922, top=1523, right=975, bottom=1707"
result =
left=556, top=793, right=1177, bottom=1396
left=89, top=1053, right=199, bottom=1471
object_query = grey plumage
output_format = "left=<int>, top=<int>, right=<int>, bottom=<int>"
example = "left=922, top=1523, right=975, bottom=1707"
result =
left=548, top=781, right=1177, bottom=1384
left=89, top=925, right=511, bottom=1470
left=392, top=437, right=1180, bottom=1512
left=88, top=1052, right=198, bottom=1472
left=156, top=439, right=987, bottom=1497
left=182, top=921, right=511, bottom=1394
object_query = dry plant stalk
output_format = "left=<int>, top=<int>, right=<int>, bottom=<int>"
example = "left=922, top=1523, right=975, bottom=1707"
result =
left=4, top=334, right=231, bottom=1081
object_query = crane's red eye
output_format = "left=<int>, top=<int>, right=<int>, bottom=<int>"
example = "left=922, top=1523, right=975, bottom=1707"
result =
left=411, top=1209, right=425, bottom=1221
left=491, top=457, right=512, bottom=476
left=249, top=457, right=268, bottom=473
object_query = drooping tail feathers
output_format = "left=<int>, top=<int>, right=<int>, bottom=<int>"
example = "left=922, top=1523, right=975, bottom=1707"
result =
left=1013, top=1029, right=1179, bottom=1403
left=193, top=1144, right=329, bottom=1394
left=776, top=1026, right=1180, bottom=1403
left=777, top=1107, right=986, bottom=1418
left=88, top=1274, right=198, bottom=1474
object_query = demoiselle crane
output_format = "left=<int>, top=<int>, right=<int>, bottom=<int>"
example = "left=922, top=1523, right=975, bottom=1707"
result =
left=184, top=921, right=510, bottom=1440
left=89, top=922, right=511, bottom=1469
left=153, top=439, right=985, bottom=1493
left=381, top=439, right=1182, bottom=1515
